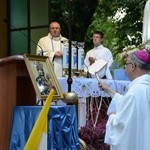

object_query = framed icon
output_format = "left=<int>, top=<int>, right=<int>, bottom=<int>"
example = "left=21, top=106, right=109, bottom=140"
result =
left=23, top=54, right=63, bottom=101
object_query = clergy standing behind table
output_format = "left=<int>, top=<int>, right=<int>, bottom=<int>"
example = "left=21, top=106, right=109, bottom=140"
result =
left=84, top=31, right=113, bottom=79
left=98, top=49, right=150, bottom=150
left=36, top=21, right=68, bottom=77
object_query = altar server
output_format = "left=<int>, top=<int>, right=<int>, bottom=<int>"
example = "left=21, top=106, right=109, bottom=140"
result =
left=84, top=31, right=113, bottom=79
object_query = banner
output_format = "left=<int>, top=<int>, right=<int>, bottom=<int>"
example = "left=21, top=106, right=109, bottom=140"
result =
left=24, top=89, right=54, bottom=150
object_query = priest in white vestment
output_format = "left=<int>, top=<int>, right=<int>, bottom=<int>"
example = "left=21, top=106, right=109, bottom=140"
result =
left=36, top=21, right=68, bottom=77
left=98, top=48, right=150, bottom=150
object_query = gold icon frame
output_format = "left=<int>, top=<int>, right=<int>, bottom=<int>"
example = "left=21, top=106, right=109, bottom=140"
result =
left=24, top=54, right=63, bottom=101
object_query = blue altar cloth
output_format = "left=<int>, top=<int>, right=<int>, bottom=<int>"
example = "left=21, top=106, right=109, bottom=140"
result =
left=9, top=105, right=79, bottom=150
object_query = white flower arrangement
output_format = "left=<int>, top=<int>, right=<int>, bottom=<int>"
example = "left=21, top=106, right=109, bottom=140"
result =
left=118, top=39, right=150, bottom=67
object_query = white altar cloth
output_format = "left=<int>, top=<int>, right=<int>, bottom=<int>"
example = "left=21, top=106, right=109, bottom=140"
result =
left=58, top=77, right=130, bottom=127
left=58, top=77, right=130, bottom=97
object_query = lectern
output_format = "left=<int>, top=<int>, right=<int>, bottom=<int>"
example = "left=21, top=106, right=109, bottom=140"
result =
left=0, top=55, right=36, bottom=150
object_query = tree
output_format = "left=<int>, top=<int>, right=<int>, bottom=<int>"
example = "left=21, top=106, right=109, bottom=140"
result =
left=84, top=0, right=147, bottom=58
left=49, top=0, right=98, bottom=41
left=49, top=0, right=147, bottom=59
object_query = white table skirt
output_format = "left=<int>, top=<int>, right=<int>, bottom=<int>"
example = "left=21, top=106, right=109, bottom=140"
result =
left=58, top=77, right=130, bottom=127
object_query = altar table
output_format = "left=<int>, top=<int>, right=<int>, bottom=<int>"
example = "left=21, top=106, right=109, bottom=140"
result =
left=58, top=77, right=130, bottom=127
left=9, top=105, right=79, bottom=150
left=58, top=77, right=130, bottom=97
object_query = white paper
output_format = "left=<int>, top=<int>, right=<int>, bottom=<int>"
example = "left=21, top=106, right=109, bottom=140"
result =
left=88, top=59, right=107, bottom=78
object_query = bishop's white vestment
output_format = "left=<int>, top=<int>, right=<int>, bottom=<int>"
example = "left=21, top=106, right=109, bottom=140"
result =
left=105, top=74, right=150, bottom=150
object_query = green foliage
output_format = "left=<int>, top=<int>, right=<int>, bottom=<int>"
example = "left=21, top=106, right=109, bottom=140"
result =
left=49, top=0, right=98, bottom=41
left=85, top=0, right=147, bottom=60
left=49, top=0, right=148, bottom=61
left=85, top=0, right=120, bottom=55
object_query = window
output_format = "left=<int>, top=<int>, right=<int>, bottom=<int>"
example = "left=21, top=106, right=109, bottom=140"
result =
left=8, top=0, right=49, bottom=55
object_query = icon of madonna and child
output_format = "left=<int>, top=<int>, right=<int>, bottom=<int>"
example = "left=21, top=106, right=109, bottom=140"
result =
left=34, top=61, right=57, bottom=95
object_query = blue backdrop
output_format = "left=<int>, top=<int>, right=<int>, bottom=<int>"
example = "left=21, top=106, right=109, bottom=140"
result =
left=9, top=105, right=79, bottom=150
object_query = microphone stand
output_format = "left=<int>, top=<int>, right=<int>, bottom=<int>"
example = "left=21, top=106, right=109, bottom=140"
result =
left=67, top=0, right=73, bottom=92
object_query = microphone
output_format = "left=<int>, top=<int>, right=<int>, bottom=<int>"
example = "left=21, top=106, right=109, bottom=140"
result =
left=4, top=19, right=44, bottom=56
left=61, top=39, right=68, bottom=44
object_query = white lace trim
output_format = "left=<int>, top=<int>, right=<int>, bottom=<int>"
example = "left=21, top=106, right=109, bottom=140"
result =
left=58, top=77, right=130, bottom=98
